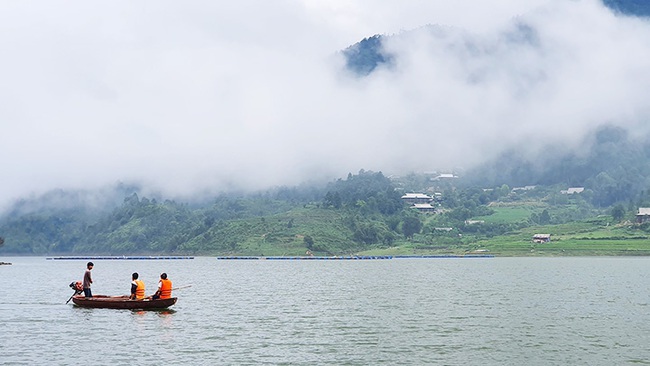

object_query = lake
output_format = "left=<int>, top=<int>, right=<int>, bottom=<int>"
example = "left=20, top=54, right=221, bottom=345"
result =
left=1, top=256, right=649, bottom=365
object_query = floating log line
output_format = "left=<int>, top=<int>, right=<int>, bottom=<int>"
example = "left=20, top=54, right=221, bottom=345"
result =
left=393, top=255, right=495, bottom=259
left=216, top=255, right=494, bottom=260
left=46, top=256, right=194, bottom=260
left=217, top=256, right=393, bottom=260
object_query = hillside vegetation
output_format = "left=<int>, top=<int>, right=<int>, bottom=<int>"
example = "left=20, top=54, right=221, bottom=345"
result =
left=2, top=159, right=650, bottom=256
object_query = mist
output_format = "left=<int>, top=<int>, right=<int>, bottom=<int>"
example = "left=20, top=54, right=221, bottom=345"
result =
left=1, top=0, right=649, bottom=209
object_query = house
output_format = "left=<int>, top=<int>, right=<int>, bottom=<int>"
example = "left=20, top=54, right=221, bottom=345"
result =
left=401, top=193, right=432, bottom=204
left=512, top=186, right=536, bottom=192
left=431, top=173, right=458, bottom=181
left=560, top=187, right=584, bottom=194
left=411, top=203, right=436, bottom=213
left=532, top=234, right=551, bottom=243
left=636, top=208, right=650, bottom=223
left=434, top=227, right=453, bottom=232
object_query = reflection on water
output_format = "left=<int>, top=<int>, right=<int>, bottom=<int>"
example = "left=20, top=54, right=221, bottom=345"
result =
left=118, top=308, right=177, bottom=315
left=155, top=309, right=177, bottom=316
left=1, top=256, right=650, bottom=364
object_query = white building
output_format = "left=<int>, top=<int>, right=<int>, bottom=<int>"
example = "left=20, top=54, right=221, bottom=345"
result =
left=401, top=193, right=432, bottom=204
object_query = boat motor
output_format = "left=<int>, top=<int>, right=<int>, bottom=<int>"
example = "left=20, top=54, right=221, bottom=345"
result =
left=66, top=281, right=84, bottom=304
left=69, top=281, right=83, bottom=296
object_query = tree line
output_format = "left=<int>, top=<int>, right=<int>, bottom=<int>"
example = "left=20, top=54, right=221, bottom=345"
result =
left=2, top=161, right=650, bottom=255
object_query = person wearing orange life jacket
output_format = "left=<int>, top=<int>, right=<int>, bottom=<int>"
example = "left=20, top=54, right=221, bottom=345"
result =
left=152, top=273, right=172, bottom=300
left=129, top=272, right=145, bottom=300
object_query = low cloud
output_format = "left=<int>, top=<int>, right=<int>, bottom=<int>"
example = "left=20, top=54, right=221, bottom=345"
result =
left=0, top=0, right=648, bottom=208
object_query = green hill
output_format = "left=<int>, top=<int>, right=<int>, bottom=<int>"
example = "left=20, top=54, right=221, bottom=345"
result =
left=2, top=168, right=650, bottom=257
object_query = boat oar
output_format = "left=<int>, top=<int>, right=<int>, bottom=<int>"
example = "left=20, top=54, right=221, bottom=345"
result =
left=65, top=293, right=75, bottom=304
left=145, top=284, right=191, bottom=300
left=172, top=284, right=192, bottom=291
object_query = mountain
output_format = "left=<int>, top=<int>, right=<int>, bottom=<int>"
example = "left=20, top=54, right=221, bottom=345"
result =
left=3, top=0, right=650, bottom=256
left=604, top=0, right=650, bottom=16
left=463, top=125, right=650, bottom=207
left=343, top=35, right=393, bottom=75
left=343, top=0, right=650, bottom=77
left=340, top=0, right=650, bottom=205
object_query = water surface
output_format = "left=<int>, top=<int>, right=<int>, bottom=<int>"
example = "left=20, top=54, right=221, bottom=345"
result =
left=1, top=257, right=649, bottom=365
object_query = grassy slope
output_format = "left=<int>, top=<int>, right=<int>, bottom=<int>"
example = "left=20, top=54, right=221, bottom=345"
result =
left=471, top=208, right=650, bottom=256
left=361, top=204, right=650, bottom=257
left=181, top=207, right=360, bottom=256
left=175, top=203, right=650, bottom=257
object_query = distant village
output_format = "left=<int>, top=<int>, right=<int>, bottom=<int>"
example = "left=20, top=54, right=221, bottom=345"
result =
left=399, top=173, right=588, bottom=215
left=396, top=173, right=650, bottom=244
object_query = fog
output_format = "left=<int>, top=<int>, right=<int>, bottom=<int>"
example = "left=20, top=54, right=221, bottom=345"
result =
left=0, top=0, right=648, bottom=208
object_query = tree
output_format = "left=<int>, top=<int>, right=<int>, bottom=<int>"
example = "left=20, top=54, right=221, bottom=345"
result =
left=611, top=204, right=625, bottom=222
left=303, top=235, right=314, bottom=250
left=539, top=209, right=551, bottom=225
left=402, top=216, right=422, bottom=239
left=323, top=191, right=342, bottom=209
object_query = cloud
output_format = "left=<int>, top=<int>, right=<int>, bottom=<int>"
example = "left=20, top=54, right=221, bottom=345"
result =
left=347, top=0, right=650, bottom=169
left=0, top=0, right=648, bottom=208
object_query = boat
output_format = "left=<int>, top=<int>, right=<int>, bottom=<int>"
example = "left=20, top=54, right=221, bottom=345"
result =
left=71, top=295, right=177, bottom=309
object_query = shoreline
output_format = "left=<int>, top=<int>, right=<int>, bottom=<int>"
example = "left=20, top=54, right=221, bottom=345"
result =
left=4, top=252, right=650, bottom=258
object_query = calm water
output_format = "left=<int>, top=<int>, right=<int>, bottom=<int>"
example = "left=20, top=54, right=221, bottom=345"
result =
left=1, top=256, right=649, bottom=365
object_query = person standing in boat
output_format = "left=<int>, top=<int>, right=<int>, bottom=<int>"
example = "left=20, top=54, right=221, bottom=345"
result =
left=152, top=273, right=172, bottom=300
left=82, top=262, right=93, bottom=297
left=130, top=272, right=145, bottom=300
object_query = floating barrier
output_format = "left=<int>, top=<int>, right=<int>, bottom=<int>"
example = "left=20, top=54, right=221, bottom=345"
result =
left=46, top=256, right=194, bottom=260
left=216, top=256, right=393, bottom=260
left=216, top=254, right=494, bottom=260
left=393, top=255, right=494, bottom=259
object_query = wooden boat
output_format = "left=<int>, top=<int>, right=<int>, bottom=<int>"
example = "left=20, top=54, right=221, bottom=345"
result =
left=71, top=295, right=177, bottom=309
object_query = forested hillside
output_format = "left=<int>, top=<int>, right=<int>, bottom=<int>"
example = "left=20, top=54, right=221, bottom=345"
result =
left=0, top=171, right=409, bottom=255
left=2, top=159, right=650, bottom=256
left=464, top=126, right=650, bottom=207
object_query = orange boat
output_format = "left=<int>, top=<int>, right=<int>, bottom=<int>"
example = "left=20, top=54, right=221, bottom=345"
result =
left=71, top=295, right=177, bottom=309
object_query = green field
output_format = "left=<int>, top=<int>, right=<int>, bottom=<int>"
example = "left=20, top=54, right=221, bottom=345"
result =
left=210, top=203, right=650, bottom=257
left=361, top=204, right=650, bottom=257
left=473, top=205, right=539, bottom=223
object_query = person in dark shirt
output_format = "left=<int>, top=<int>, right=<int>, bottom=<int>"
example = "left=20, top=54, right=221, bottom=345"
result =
left=82, top=262, right=93, bottom=297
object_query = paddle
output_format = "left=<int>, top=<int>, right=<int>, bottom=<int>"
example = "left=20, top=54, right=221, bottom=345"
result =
left=145, top=284, right=191, bottom=300
left=172, top=284, right=192, bottom=291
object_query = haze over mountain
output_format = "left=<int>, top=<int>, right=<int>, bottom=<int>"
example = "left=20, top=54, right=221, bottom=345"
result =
left=1, top=0, right=649, bottom=212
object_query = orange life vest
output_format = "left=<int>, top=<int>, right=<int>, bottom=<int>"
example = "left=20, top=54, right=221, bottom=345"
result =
left=159, top=278, right=172, bottom=299
left=134, top=279, right=145, bottom=299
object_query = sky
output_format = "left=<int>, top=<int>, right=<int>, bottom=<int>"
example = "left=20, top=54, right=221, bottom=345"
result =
left=1, top=0, right=649, bottom=208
